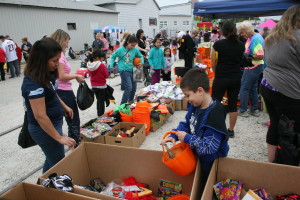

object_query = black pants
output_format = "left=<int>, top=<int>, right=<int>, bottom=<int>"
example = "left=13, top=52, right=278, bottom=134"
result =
left=56, top=90, right=80, bottom=142
left=161, top=71, right=171, bottom=81
left=184, top=50, right=194, bottom=68
left=212, top=77, right=241, bottom=112
left=260, top=84, right=300, bottom=145
left=0, top=62, right=5, bottom=80
left=93, top=88, right=106, bottom=117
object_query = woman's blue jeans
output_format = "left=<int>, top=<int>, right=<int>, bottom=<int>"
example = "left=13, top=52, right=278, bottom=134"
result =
left=239, top=64, right=263, bottom=113
left=120, top=70, right=136, bottom=104
left=28, top=120, right=64, bottom=173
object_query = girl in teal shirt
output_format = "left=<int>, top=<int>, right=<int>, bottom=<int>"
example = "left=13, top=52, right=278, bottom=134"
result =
left=109, top=35, right=144, bottom=104
left=148, top=38, right=166, bottom=85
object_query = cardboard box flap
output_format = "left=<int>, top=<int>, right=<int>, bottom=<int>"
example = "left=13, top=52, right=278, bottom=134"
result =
left=85, top=142, right=196, bottom=196
left=190, top=159, right=202, bottom=200
left=40, top=144, right=91, bottom=186
left=1, top=182, right=100, bottom=200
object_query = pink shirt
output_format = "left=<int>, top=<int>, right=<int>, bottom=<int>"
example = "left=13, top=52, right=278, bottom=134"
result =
left=57, top=52, right=72, bottom=90
left=102, top=38, right=109, bottom=50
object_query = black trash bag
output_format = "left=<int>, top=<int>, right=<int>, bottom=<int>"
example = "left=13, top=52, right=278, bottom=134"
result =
left=18, top=112, right=37, bottom=148
left=241, top=53, right=254, bottom=68
left=105, top=84, right=115, bottom=107
left=77, top=81, right=94, bottom=110
left=274, top=114, right=300, bottom=166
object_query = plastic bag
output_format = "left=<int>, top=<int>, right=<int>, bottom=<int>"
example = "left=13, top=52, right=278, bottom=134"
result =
left=114, top=103, right=132, bottom=115
left=77, top=81, right=94, bottom=110
left=133, top=67, right=144, bottom=82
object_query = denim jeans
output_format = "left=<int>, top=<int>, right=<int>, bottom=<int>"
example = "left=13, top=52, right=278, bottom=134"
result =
left=28, top=120, right=64, bottom=173
left=239, top=65, right=263, bottom=112
left=56, top=90, right=80, bottom=142
left=7, top=59, right=19, bottom=77
left=120, top=70, right=136, bottom=104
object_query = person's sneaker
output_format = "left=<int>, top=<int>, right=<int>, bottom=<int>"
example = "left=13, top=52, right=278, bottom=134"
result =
left=238, top=111, right=249, bottom=118
left=250, top=110, right=260, bottom=117
left=228, top=129, right=235, bottom=138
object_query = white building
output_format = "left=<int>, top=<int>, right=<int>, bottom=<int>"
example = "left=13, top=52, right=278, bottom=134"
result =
left=0, top=0, right=118, bottom=51
left=92, top=0, right=160, bottom=38
left=158, top=1, right=193, bottom=38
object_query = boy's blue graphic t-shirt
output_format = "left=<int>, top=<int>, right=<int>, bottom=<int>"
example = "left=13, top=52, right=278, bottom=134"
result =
left=21, top=76, right=64, bottom=126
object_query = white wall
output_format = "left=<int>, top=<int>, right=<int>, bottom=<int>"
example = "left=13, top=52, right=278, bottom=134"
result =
left=115, top=0, right=159, bottom=38
left=0, top=4, right=118, bottom=51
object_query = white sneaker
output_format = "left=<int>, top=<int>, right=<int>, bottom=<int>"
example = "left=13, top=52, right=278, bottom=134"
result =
left=250, top=110, right=260, bottom=117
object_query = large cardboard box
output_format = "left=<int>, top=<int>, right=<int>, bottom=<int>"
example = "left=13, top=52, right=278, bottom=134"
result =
left=0, top=182, right=98, bottom=200
left=202, top=157, right=300, bottom=199
left=39, top=143, right=201, bottom=200
left=105, top=122, right=146, bottom=147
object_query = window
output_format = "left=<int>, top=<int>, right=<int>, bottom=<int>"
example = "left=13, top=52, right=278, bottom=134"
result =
left=183, top=21, right=189, bottom=25
left=149, top=17, right=157, bottom=26
left=160, top=21, right=167, bottom=26
left=67, top=23, right=76, bottom=30
left=174, top=21, right=177, bottom=25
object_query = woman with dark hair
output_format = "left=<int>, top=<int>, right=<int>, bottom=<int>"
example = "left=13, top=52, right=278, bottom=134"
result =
left=211, top=21, right=245, bottom=138
left=136, top=29, right=148, bottom=56
left=261, top=5, right=300, bottom=163
left=22, top=38, right=76, bottom=173
left=109, top=35, right=144, bottom=104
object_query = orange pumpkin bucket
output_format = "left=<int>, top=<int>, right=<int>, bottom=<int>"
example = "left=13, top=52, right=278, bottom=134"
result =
left=133, top=57, right=142, bottom=66
left=168, top=194, right=190, bottom=200
left=161, top=131, right=197, bottom=176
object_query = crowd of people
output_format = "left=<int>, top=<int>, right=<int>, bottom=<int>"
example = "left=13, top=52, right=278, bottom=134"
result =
left=1, top=4, right=299, bottom=182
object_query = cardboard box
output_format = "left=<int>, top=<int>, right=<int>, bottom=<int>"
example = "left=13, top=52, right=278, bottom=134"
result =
left=39, top=143, right=201, bottom=200
left=202, top=157, right=300, bottom=200
left=105, top=122, right=146, bottom=147
left=175, top=100, right=183, bottom=111
left=80, top=118, right=106, bottom=144
left=150, top=113, right=170, bottom=132
left=182, top=97, right=188, bottom=111
left=0, top=182, right=98, bottom=200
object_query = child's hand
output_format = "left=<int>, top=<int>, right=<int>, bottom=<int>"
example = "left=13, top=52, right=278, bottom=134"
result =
left=111, top=67, right=115, bottom=71
left=160, top=137, right=176, bottom=146
left=137, top=63, right=143, bottom=69
left=176, top=131, right=187, bottom=142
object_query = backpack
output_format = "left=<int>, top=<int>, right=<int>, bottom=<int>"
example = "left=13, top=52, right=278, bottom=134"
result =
left=274, top=115, right=300, bottom=166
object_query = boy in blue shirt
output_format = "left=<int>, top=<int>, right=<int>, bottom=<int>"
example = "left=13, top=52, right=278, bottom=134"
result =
left=161, top=68, right=229, bottom=191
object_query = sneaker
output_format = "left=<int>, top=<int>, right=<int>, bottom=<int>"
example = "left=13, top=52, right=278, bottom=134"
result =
left=250, top=110, right=260, bottom=117
left=238, top=111, right=249, bottom=118
left=228, top=129, right=235, bottom=138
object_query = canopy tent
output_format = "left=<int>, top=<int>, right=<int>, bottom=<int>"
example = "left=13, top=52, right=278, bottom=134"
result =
left=258, top=19, right=277, bottom=29
left=194, top=0, right=299, bottom=19
left=94, top=25, right=125, bottom=33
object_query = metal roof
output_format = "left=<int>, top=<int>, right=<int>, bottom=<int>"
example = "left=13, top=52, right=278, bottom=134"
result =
left=0, top=0, right=118, bottom=13
left=92, top=0, right=160, bottom=9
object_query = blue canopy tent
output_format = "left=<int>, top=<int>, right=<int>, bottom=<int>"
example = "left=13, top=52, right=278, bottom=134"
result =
left=94, top=25, right=125, bottom=33
left=194, top=0, right=299, bottom=18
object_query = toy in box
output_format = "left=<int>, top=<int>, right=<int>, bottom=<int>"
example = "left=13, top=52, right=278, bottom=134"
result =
left=158, top=179, right=182, bottom=199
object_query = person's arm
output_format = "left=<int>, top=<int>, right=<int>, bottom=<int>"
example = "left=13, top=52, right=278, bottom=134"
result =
left=162, top=52, right=166, bottom=69
left=109, top=49, right=118, bottom=69
left=101, top=64, right=110, bottom=78
left=136, top=44, right=149, bottom=53
left=211, top=47, right=217, bottom=72
left=251, top=38, right=264, bottom=60
left=184, top=127, right=223, bottom=155
left=29, top=97, right=75, bottom=147
left=57, top=60, right=84, bottom=83
left=148, top=49, right=154, bottom=67
left=136, top=48, right=144, bottom=68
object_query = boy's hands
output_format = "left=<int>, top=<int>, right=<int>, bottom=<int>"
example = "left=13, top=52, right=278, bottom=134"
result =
left=176, top=131, right=187, bottom=142
left=160, top=137, right=176, bottom=146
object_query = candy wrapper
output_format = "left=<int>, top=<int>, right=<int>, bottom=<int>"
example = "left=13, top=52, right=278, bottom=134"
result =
left=253, top=189, right=269, bottom=200
left=213, top=179, right=243, bottom=200
left=92, top=122, right=112, bottom=133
